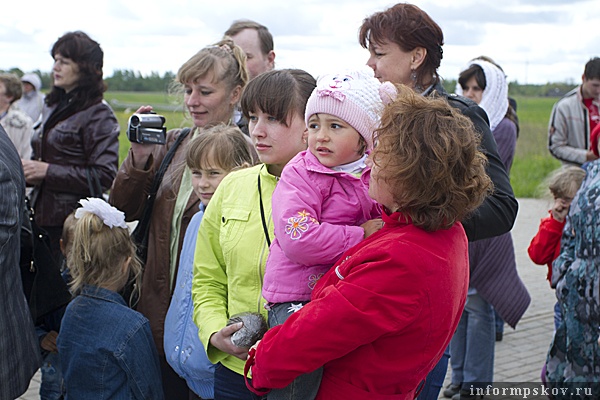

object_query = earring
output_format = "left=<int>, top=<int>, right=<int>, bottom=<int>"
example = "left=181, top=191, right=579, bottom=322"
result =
left=410, top=69, right=424, bottom=92
left=410, top=69, right=417, bottom=83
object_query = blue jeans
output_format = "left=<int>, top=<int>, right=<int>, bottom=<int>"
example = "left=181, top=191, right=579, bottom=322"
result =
left=417, top=346, right=450, bottom=400
left=40, top=352, right=64, bottom=400
left=267, top=302, right=322, bottom=400
left=449, top=292, right=495, bottom=389
left=214, top=362, right=259, bottom=400
left=494, top=308, right=504, bottom=335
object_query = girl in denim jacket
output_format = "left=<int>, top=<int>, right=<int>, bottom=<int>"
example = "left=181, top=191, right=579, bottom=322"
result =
left=164, top=125, right=255, bottom=399
left=57, top=198, right=164, bottom=399
left=261, top=69, right=385, bottom=399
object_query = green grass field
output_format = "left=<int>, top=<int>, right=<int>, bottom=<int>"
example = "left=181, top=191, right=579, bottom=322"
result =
left=511, top=96, right=561, bottom=197
left=106, top=91, right=561, bottom=198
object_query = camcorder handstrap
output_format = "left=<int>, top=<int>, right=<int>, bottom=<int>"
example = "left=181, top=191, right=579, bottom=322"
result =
left=132, top=127, right=191, bottom=263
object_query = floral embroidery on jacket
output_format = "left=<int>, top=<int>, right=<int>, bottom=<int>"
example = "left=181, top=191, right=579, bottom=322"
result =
left=285, top=210, right=318, bottom=240
left=308, top=273, right=324, bottom=290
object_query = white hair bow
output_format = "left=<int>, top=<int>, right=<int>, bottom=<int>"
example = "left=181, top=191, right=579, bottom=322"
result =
left=75, top=198, right=128, bottom=229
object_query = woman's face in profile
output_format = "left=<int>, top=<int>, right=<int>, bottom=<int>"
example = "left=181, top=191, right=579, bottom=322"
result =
left=367, top=156, right=395, bottom=211
left=366, top=40, right=415, bottom=87
left=184, top=71, right=240, bottom=128
left=52, top=54, right=80, bottom=93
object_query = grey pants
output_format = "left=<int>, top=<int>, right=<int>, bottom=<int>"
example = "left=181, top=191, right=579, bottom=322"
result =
left=266, top=302, right=323, bottom=400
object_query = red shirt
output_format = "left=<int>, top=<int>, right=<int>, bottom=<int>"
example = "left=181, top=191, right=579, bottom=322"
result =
left=246, top=210, right=469, bottom=399
left=583, top=98, right=599, bottom=137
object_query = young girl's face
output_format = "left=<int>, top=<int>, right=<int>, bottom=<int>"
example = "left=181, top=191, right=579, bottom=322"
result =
left=307, top=113, right=363, bottom=168
left=249, top=109, right=307, bottom=177
left=191, top=158, right=229, bottom=206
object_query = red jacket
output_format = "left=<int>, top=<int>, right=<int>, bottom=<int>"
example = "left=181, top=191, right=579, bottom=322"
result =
left=246, top=210, right=469, bottom=399
left=527, top=211, right=565, bottom=283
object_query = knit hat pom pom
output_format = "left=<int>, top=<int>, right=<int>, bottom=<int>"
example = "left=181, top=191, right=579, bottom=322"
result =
left=379, top=82, right=397, bottom=105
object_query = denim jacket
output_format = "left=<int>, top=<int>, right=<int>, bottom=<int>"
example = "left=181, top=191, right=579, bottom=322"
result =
left=58, top=285, right=164, bottom=399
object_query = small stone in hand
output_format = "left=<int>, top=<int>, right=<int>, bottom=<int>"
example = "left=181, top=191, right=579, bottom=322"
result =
left=227, top=312, right=268, bottom=349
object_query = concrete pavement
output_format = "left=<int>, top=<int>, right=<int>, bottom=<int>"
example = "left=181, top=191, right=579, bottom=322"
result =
left=18, top=198, right=555, bottom=399
left=438, top=198, right=556, bottom=398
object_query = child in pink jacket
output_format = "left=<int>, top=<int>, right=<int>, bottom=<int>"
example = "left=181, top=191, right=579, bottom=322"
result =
left=261, top=68, right=384, bottom=399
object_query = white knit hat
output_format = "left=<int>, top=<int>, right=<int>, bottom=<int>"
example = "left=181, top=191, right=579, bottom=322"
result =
left=305, top=68, right=382, bottom=150
left=455, top=59, right=508, bottom=131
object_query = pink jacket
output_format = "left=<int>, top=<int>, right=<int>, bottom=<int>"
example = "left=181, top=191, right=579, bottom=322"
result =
left=262, top=150, right=381, bottom=303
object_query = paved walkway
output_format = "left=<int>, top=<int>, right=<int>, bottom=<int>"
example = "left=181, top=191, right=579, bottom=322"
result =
left=18, top=198, right=554, bottom=399
left=438, top=198, right=556, bottom=399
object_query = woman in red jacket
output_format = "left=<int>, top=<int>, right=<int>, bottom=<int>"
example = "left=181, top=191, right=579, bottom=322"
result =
left=244, top=85, right=492, bottom=399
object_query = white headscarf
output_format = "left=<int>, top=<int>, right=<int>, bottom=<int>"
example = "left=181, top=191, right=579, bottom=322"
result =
left=456, top=59, right=509, bottom=131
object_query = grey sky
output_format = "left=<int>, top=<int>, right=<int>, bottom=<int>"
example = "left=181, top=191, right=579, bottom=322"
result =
left=2, top=0, right=597, bottom=85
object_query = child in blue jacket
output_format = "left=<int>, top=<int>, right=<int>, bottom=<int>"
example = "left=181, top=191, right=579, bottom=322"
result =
left=163, top=124, right=255, bottom=398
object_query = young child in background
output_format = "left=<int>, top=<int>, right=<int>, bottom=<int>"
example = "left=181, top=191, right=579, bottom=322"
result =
left=57, top=198, right=164, bottom=399
left=36, top=212, right=76, bottom=400
left=164, top=124, right=255, bottom=399
left=528, top=165, right=586, bottom=330
left=261, top=69, right=384, bottom=399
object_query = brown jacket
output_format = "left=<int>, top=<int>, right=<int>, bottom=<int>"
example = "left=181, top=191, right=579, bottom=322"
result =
left=31, top=101, right=119, bottom=227
left=109, top=127, right=200, bottom=355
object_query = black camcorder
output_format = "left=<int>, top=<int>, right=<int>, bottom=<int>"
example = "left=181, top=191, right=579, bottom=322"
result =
left=127, top=113, right=167, bottom=144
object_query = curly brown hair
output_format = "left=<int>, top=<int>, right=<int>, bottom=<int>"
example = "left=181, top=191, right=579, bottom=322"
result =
left=371, top=85, right=492, bottom=231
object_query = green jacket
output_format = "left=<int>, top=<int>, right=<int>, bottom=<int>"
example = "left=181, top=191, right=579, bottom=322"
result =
left=192, top=164, right=275, bottom=375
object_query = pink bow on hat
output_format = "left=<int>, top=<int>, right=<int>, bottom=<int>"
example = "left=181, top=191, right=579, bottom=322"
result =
left=317, top=89, right=346, bottom=101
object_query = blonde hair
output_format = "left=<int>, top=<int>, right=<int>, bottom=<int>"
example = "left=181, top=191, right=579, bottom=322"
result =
left=542, top=166, right=586, bottom=199
left=185, top=124, right=254, bottom=171
left=67, top=212, right=141, bottom=298
left=175, top=38, right=248, bottom=93
left=60, top=212, right=78, bottom=258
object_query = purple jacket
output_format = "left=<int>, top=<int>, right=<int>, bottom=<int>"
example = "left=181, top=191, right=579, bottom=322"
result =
left=262, top=150, right=381, bottom=303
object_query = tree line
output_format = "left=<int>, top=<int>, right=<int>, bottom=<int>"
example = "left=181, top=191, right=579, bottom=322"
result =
left=2, top=67, right=576, bottom=97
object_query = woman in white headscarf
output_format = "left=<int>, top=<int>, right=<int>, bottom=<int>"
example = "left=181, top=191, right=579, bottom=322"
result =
left=443, top=58, right=527, bottom=400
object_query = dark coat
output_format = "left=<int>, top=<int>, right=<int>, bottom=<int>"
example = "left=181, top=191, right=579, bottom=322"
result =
left=0, top=126, right=42, bottom=400
left=31, top=100, right=120, bottom=227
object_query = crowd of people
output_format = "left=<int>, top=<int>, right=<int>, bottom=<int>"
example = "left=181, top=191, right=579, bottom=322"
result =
left=2, top=2, right=600, bottom=400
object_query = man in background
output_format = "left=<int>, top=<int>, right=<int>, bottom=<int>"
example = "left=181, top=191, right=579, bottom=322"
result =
left=225, top=19, right=275, bottom=80
left=0, top=125, right=41, bottom=400
left=225, top=19, right=276, bottom=134
left=548, top=57, right=600, bottom=166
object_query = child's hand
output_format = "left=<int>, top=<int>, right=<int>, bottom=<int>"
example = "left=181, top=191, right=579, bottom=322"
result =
left=41, top=330, right=59, bottom=353
left=551, top=198, right=570, bottom=223
left=361, top=218, right=384, bottom=238
left=209, top=322, right=249, bottom=360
